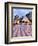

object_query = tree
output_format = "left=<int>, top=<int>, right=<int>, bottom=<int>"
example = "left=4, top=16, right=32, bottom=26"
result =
left=26, top=12, right=32, bottom=22
left=14, top=15, right=19, bottom=20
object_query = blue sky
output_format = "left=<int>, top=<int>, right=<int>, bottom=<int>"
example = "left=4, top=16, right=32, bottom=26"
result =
left=13, top=8, right=32, bottom=18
